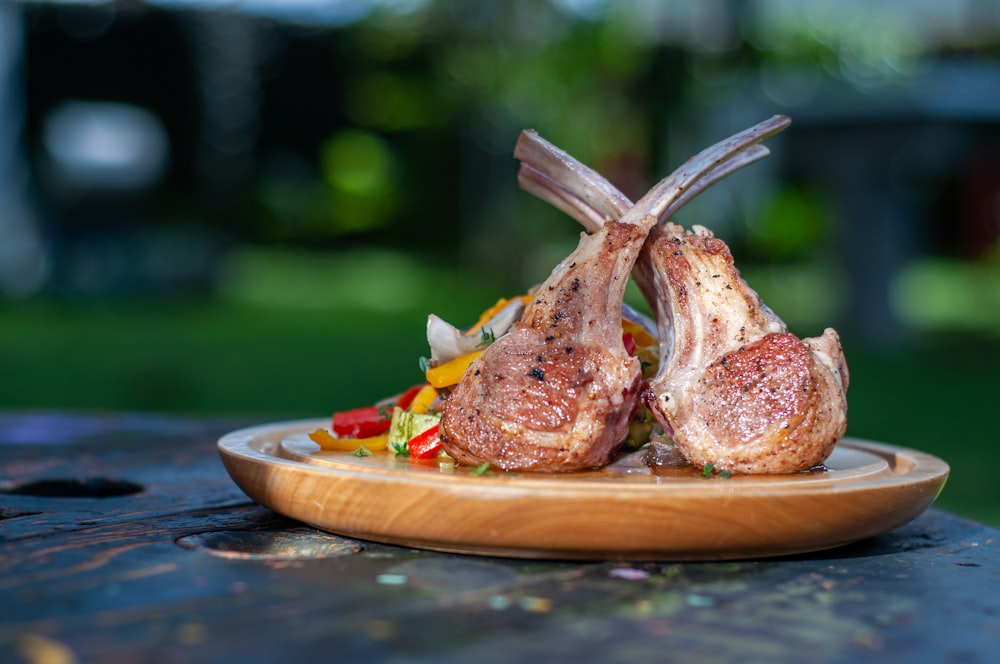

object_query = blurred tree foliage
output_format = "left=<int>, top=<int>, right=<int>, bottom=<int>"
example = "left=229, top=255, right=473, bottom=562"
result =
left=250, top=1, right=682, bottom=287
left=247, top=0, right=1000, bottom=282
left=18, top=0, right=1000, bottom=325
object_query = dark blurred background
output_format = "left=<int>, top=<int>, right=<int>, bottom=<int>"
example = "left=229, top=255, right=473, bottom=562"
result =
left=1, top=0, right=999, bottom=523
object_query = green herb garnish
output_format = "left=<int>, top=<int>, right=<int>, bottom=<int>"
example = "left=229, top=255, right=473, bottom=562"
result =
left=470, top=462, right=491, bottom=476
left=700, top=462, right=732, bottom=479
left=349, top=443, right=373, bottom=457
left=478, top=327, right=497, bottom=347
left=391, top=441, right=410, bottom=457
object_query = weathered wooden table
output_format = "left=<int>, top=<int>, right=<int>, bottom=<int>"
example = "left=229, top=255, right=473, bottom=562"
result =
left=1, top=411, right=997, bottom=663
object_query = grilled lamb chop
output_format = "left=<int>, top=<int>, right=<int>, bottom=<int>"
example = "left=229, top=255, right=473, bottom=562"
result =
left=513, top=118, right=849, bottom=474
left=639, top=224, right=848, bottom=473
left=440, top=118, right=790, bottom=472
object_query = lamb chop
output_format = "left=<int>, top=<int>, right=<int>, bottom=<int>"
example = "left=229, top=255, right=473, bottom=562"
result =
left=439, top=118, right=791, bottom=472
left=639, top=224, right=848, bottom=473
left=513, top=119, right=849, bottom=474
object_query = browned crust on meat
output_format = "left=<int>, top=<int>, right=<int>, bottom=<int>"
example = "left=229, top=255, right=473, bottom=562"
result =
left=439, top=221, right=647, bottom=472
left=641, top=224, right=848, bottom=474
left=679, top=332, right=845, bottom=473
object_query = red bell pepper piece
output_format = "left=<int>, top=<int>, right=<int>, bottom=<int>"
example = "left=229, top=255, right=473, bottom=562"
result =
left=622, top=332, right=636, bottom=356
left=394, top=384, right=424, bottom=411
left=408, top=424, right=442, bottom=459
left=332, top=406, right=391, bottom=438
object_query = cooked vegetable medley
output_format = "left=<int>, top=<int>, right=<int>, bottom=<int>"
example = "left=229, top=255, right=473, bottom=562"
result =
left=308, top=293, right=661, bottom=465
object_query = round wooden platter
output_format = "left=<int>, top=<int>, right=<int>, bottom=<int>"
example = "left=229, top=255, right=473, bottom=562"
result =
left=218, top=419, right=949, bottom=561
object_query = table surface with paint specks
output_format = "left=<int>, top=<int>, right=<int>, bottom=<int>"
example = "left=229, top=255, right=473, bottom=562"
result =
left=1, top=411, right=997, bottom=664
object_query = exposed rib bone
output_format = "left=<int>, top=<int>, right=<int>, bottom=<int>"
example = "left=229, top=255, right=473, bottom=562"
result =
left=516, top=140, right=771, bottom=231
left=515, top=116, right=788, bottom=311
left=511, top=116, right=849, bottom=474
left=439, top=117, right=794, bottom=472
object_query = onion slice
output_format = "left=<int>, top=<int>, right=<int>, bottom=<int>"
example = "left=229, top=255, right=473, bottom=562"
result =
left=426, top=297, right=526, bottom=365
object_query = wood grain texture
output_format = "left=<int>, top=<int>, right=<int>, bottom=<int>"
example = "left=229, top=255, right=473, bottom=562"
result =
left=219, top=420, right=949, bottom=560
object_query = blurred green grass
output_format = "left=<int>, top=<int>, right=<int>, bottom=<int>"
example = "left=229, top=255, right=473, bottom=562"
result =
left=0, top=300, right=430, bottom=416
left=1, top=262, right=996, bottom=527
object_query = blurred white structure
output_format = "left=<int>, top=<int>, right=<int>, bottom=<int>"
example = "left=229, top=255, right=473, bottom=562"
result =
left=41, top=100, right=169, bottom=195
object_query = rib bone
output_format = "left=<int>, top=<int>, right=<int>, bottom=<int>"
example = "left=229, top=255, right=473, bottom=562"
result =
left=511, top=116, right=849, bottom=474
left=439, top=118, right=792, bottom=472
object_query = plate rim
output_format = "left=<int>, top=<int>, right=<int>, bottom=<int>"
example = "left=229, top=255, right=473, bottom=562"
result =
left=218, top=418, right=950, bottom=560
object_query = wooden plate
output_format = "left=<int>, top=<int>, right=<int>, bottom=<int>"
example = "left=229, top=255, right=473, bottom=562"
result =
left=218, top=419, right=949, bottom=560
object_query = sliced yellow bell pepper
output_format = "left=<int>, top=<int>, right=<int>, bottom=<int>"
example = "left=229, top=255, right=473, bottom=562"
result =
left=622, top=320, right=658, bottom=348
left=408, top=384, right=438, bottom=414
left=308, top=428, right=389, bottom=452
left=425, top=350, right=483, bottom=389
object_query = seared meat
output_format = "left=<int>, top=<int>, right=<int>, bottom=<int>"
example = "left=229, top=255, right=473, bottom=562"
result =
left=440, top=117, right=791, bottom=472
left=640, top=223, right=848, bottom=473
left=439, top=220, right=649, bottom=471
left=512, top=116, right=848, bottom=474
